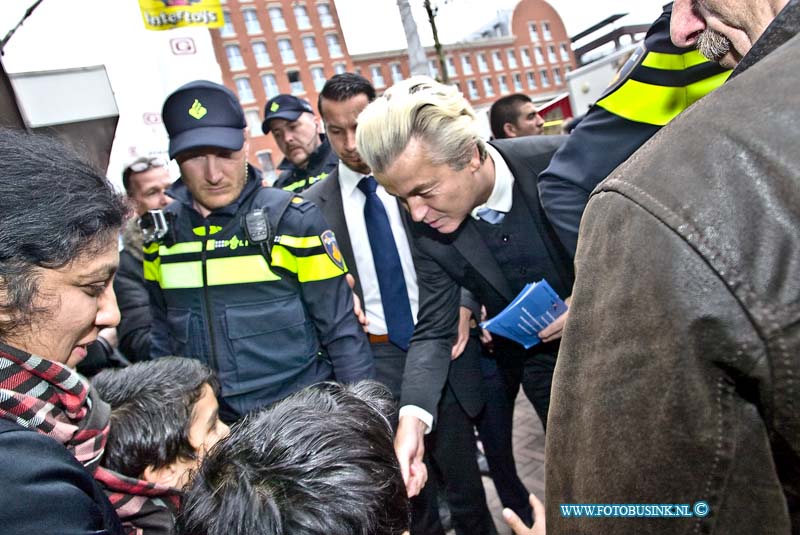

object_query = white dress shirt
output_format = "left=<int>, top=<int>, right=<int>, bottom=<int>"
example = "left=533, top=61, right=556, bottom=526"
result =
left=338, top=162, right=419, bottom=332
left=470, top=143, right=515, bottom=220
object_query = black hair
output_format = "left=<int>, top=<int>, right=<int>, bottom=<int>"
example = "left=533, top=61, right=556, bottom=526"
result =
left=0, top=128, right=127, bottom=339
left=92, top=357, right=220, bottom=479
left=489, top=93, right=533, bottom=139
left=177, top=381, right=409, bottom=535
left=318, top=73, right=376, bottom=118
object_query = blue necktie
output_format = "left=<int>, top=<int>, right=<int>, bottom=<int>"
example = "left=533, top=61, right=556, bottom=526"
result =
left=476, top=206, right=505, bottom=225
left=357, top=176, right=414, bottom=350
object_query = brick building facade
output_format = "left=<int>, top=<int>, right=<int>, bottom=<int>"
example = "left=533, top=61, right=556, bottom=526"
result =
left=209, top=0, right=574, bottom=176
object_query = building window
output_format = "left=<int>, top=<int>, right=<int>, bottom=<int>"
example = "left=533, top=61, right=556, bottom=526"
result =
left=391, top=62, right=403, bottom=82
left=252, top=42, right=271, bottom=67
left=461, top=54, right=473, bottom=75
left=311, top=67, right=326, bottom=91
left=444, top=57, right=456, bottom=77
left=540, top=69, right=550, bottom=87
left=534, top=46, right=544, bottom=64
left=467, top=79, right=479, bottom=100
left=278, top=39, right=296, bottom=63
left=225, top=44, right=244, bottom=70
left=428, top=59, right=439, bottom=78
left=334, top=63, right=346, bottom=74
left=520, top=47, right=532, bottom=67
left=235, top=77, right=255, bottom=103
left=492, top=50, right=503, bottom=71
left=547, top=45, right=557, bottom=63
left=527, top=71, right=537, bottom=89
left=242, top=8, right=261, bottom=35
left=528, top=22, right=539, bottom=42
left=294, top=5, right=311, bottom=29
left=287, top=71, right=305, bottom=94
left=483, top=77, right=494, bottom=97
left=326, top=34, right=343, bottom=57
left=245, top=109, right=262, bottom=137
left=560, top=43, right=570, bottom=62
left=542, top=21, right=552, bottom=41
left=317, top=4, right=334, bottom=27
left=477, top=53, right=489, bottom=73
left=506, top=49, right=518, bottom=69
left=262, top=73, right=280, bottom=99
left=553, top=67, right=562, bottom=85
left=498, top=75, right=509, bottom=94
left=257, top=151, right=276, bottom=184
left=303, top=36, right=320, bottom=60
left=513, top=73, right=523, bottom=91
left=371, top=66, right=385, bottom=88
left=220, top=11, right=235, bottom=37
left=268, top=7, right=286, bottom=32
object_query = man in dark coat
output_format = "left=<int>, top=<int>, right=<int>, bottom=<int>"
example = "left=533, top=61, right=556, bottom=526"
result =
left=546, top=0, right=800, bottom=533
left=355, top=76, right=574, bottom=503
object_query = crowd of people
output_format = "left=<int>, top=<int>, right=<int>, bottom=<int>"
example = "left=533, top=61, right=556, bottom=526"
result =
left=0, top=0, right=797, bottom=534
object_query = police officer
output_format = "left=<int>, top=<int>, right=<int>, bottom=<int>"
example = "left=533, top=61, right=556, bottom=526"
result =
left=145, top=80, right=374, bottom=422
left=262, top=94, right=339, bottom=192
left=538, top=2, right=731, bottom=257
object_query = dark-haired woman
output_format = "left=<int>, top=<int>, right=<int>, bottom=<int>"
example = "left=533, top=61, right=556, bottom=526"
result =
left=0, top=128, right=127, bottom=534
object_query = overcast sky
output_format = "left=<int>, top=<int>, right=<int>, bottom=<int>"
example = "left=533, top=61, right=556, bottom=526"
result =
left=336, top=0, right=671, bottom=55
left=1, top=1, right=671, bottom=64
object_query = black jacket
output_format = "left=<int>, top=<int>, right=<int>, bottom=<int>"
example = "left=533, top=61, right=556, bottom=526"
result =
left=0, top=419, right=123, bottom=534
left=400, top=136, right=571, bottom=420
left=304, top=167, right=485, bottom=419
left=274, top=135, right=338, bottom=192
left=114, top=218, right=151, bottom=361
left=146, top=166, right=374, bottom=419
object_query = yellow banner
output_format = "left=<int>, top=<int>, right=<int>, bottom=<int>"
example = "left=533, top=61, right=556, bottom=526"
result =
left=138, top=0, right=223, bottom=31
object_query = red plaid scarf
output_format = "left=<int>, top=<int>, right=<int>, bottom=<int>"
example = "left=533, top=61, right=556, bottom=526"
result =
left=0, top=341, right=109, bottom=470
left=94, top=467, right=181, bottom=535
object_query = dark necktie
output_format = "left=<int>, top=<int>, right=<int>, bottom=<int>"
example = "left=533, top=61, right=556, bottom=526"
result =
left=357, top=176, right=414, bottom=350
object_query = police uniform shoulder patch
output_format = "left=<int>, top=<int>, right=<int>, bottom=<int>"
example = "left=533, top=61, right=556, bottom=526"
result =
left=320, top=230, right=346, bottom=271
left=288, top=195, right=315, bottom=213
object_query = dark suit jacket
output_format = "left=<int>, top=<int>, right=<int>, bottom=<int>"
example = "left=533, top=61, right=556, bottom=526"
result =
left=304, top=167, right=484, bottom=419
left=400, top=135, right=572, bottom=419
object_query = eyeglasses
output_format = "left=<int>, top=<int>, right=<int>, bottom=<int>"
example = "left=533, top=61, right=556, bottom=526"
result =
left=125, top=157, right=167, bottom=174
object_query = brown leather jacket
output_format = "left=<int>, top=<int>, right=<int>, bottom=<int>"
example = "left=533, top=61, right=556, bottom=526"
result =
left=547, top=3, right=800, bottom=534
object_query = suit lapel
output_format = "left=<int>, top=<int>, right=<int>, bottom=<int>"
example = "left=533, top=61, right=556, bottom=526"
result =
left=452, top=219, right=516, bottom=303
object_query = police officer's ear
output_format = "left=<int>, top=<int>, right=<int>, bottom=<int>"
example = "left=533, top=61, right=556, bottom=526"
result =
left=241, top=128, right=251, bottom=154
left=502, top=122, right=517, bottom=138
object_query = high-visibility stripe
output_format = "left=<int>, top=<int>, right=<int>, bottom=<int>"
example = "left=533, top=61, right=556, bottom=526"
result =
left=206, top=256, right=281, bottom=285
left=192, top=225, right=223, bottom=237
left=155, top=256, right=282, bottom=289
left=641, top=49, right=710, bottom=70
left=143, top=258, right=160, bottom=282
left=161, top=262, right=204, bottom=289
left=271, top=245, right=344, bottom=282
left=276, top=235, right=322, bottom=249
left=159, top=242, right=203, bottom=256
left=143, top=243, right=159, bottom=255
left=596, top=70, right=730, bottom=126
left=282, top=179, right=307, bottom=192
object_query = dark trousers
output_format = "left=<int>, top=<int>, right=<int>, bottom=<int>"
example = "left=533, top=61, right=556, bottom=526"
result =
left=411, top=385, right=497, bottom=535
left=498, top=349, right=557, bottom=431
left=476, top=354, right=533, bottom=525
left=371, top=341, right=495, bottom=535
